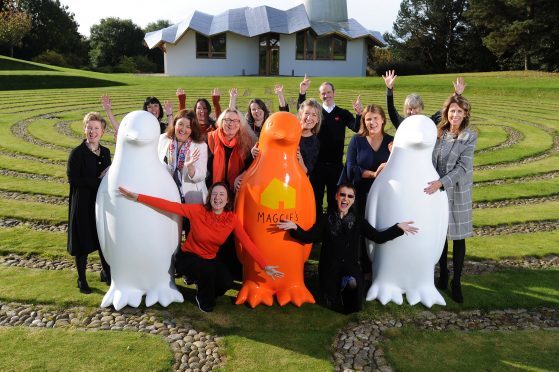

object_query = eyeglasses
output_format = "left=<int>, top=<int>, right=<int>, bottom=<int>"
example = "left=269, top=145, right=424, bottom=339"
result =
left=223, top=118, right=240, bottom=124
left=338, top=193, right=355, bottom=199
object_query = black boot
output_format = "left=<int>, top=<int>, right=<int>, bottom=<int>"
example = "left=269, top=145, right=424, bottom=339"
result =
left=98, top=250, right=111, bottom=285
left=75, top=255, right=91, bottom=294
left=450, top=239, right=466, bottom=303
left=77, top=279, right=92, bottom=294
left=435, top=240, right=449, bottom=290
left=450, top=278, right=463, bottom=303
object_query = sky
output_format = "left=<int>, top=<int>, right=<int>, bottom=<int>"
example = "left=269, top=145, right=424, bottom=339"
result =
left=58, top=0, right=401, bottom=38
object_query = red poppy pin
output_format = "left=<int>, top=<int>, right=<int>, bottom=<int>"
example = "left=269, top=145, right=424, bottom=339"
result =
left=335, top=116, right=340, bottom=121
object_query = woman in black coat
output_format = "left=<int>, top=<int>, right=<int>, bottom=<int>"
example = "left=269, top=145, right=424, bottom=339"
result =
left=67, top=112, right=111, bottom=293
left=276, top=183, right=417, bottom=314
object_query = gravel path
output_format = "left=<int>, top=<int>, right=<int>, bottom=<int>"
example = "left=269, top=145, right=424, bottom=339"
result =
left=332, top=307, right=559, bottom=371
left=0, top=301, right=224, bottom=371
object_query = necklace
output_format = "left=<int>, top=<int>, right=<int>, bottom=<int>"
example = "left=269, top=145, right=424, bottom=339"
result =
left=87, top=142, right=100, bottom=155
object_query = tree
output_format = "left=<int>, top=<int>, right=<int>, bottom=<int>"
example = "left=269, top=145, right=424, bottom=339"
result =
left=144, top=19, right=171, bottom=73
left=468, top=0, right=559, bottom=71
left=89, top=17, right=145, bottom=69
left=15, top=0, right=87, bottom=65
left=385, top=0, right=489, bottom=73
left=0, top=0, right=32, bottom=57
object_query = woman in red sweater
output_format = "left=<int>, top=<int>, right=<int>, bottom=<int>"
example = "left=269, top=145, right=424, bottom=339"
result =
left=119, top=182, right=283, bottom=312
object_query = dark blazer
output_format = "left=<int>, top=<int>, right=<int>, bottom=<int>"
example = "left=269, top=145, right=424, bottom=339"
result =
left=67, top=140, right=111, bottom=256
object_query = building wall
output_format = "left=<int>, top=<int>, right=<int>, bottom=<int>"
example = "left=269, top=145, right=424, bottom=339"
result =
left=163, top=29, right=368, bottom=77
left=278, top=34, right=367, bottom=77
left=164, top=30, right=259, bottom=76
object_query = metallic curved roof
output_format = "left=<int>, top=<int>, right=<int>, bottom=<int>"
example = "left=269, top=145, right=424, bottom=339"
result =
left=144, top=4, right=385, bottom=49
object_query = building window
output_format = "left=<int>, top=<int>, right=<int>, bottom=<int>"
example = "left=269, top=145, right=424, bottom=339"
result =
left=196, top=32, right=226, bottom=59
left=295, top=30, right=346, bottom=60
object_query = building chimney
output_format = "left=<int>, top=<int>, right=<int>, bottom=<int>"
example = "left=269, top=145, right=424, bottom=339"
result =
left=303, top=0, right=348, bottom=23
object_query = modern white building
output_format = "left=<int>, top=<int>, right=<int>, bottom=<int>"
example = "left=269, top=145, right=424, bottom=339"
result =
left=144, top=0, right=385, bottom=77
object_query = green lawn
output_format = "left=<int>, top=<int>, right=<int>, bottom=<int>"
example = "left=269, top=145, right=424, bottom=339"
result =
left=1, top=56, right=558, bottom=371
left=383, top=328, right=559, bottom=372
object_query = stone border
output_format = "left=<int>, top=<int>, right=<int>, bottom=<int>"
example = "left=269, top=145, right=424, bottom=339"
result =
left=475, top=125, right=523, bottom=154
left=473, top=194, right=559, bottom=209
left=0, top=301, right=223, bottom=371
left=332, top=307, right=559, bottom=371
left=11, top=118, right=70, bottom=152
left=3, top=252, right=558, bottom=278
left=474, top=171, right=558, bottom=187
left=0, top=168, right=65, bottom=183
left=0, top=190, right=67, bottom=205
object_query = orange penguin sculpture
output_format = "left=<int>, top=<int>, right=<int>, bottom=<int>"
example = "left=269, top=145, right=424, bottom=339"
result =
left=235, top=111, right=316, bottom=308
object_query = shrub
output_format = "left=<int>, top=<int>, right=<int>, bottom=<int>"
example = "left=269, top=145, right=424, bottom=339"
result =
left=31, top=50, right=69, bottom=68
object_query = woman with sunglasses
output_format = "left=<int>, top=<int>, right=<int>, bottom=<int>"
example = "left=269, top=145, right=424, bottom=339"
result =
left=276, top=183, right=417, bottom=314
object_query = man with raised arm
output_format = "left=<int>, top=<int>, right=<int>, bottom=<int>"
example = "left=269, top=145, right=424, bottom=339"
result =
left=297, top=74, right=362, bottom=215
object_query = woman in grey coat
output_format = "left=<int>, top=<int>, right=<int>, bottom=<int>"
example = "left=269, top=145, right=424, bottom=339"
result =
left=424, top=95, right=477, bottom=303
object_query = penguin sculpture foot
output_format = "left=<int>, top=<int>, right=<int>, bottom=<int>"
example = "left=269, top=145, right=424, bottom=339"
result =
left=366, top=283, right=404, bottom=305
left=276, top=285, right=315, bottom=307
left=405, top=286, right=446, bottom=308
left=145, top=285, right=184, bottom=308
left=235, top=280, right=275, bottom=308
left=101, top=286, right=143, bottom=311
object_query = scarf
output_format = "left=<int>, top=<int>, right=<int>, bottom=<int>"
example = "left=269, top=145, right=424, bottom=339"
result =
left=208, top=129, right=245, bottom=188
left=166, top=138, right=192, bottom=196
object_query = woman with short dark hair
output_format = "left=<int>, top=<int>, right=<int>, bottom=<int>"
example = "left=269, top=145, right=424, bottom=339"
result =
left=276, top=183, right=417, bottom=314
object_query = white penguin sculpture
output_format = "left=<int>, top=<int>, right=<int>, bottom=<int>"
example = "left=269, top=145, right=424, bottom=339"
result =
left=96, top=110, right=184, bottom=310
left=365, top=115, right=448, bottom=307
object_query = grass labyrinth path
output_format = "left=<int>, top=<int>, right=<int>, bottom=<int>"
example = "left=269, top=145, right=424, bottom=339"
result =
left=0, top=58, right=557, bottom=371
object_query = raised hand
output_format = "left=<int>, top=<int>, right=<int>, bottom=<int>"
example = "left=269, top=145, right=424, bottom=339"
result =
left=229, top=87, right=238, bottom=109
left=176, top=88, right=185, bottom=97
left=100, top=94, right=112, bottom=111
left=382, top=70, right=397, bottom=89
left=453, top=77, right=466, bottom=95
left=251, top=143, right=260, bottom=159
left=299, top=73, right=311, bottom=94
left=397, top=221, right=419, bottom=235
left=212, top=87, right=220, bottom=97
left=185, top=148, right=200, bottom=167
left=118, top=186, right=138, bottom=201
left=163, top=100, right=173, bottom=117
left=352, top=94, right=363, bottom=115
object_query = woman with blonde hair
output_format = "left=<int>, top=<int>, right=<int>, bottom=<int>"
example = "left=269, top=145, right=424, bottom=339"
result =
left=206, top=108, right=257, bottom=193
left=67, top=112, right=111, bottom=293
left=424, top=94, right=477, bottom=303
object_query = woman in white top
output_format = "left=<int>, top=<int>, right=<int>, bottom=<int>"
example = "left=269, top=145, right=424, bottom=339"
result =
left=158, top=109, right=208, bottom=204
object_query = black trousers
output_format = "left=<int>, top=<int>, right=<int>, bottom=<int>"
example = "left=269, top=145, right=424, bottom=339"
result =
left=75, top=249, right=110, bottom=282
left=438, top=239, right=466, bottom=282
left=176, top=251, right=233, bottom=309
left=319, top=262, right=364, bottom=314
left=311, top=161, right=343, bottom=216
